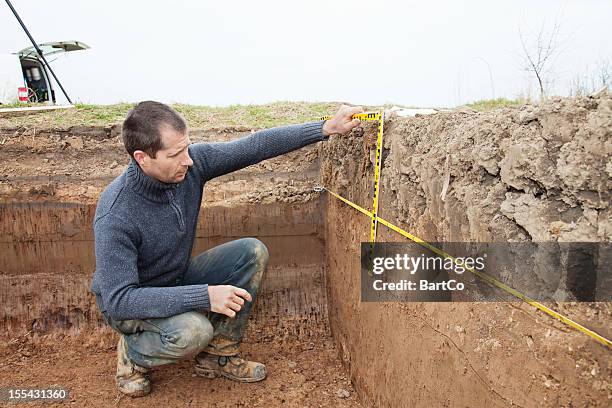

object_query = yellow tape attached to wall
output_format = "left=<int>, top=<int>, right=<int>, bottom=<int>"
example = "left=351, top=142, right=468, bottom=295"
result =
left=317, top=111, right=611, bottom=348
left=321, top=111, right=384, bottom=244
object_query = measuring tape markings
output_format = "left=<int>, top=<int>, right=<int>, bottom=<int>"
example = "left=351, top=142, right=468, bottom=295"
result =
left=320, top=112, right=384, bottom=245
left=370, top=113, right=384, bottom=244
left=317, top=112, right=611, bottom=348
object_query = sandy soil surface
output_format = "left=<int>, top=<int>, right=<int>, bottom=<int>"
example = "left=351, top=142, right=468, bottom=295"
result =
left=0, top=329, right=361, bottom=407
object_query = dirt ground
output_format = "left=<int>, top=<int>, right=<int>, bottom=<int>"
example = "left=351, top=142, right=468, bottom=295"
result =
left=0, top=329, right=360, bottom=407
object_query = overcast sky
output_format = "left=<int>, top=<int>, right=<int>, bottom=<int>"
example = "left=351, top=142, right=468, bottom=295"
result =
left=1, top=0, right=610, bottom=107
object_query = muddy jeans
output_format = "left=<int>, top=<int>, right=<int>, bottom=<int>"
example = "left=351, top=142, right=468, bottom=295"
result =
left=95, top=237, right=269, bottom=368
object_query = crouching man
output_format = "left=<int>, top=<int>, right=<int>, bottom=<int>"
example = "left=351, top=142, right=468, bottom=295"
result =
left=90, top=101, right=361, bottom=397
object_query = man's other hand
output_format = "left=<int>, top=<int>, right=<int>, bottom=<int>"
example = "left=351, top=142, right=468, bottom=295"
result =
left=208, top=285, right=252, bottom=318
left=322, top=104, right=364, bottom=136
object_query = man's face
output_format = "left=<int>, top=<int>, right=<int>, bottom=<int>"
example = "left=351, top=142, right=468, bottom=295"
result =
left=136, top=125, right=193, bottom=184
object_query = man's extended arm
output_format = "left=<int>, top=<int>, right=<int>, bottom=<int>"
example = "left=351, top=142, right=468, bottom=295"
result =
left=189, top=105, right=363, bottom=180
left=189, top=120, right=327, bottom=180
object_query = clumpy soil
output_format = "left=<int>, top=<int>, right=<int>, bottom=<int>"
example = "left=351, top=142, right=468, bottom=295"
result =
left=320, top=94, right=611, bottom=406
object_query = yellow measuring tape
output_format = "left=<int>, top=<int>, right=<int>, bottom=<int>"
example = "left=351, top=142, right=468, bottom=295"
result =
left=318, top=113, right=611, bottom=348
left=321, top=112, right=384, bottom=243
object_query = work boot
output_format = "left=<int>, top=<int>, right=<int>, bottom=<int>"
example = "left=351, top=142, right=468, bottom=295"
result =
left=202, top=335, right=240, bottom=356
left=116, top=335, right=151, bottom=397
left=194, top=352, right=267, bottom=383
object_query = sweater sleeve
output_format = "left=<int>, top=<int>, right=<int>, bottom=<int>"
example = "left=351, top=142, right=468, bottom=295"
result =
left=189, top=120, right=327, bottom=180
left=94, top=214, right=211, bottom=320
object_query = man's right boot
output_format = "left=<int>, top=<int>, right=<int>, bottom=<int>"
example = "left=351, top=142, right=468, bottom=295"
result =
left=116, top=335, right=151, bottom=397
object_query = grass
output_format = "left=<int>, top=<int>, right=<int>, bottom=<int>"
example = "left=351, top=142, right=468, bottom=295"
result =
left=0, top=102, right=35, bottom=109
left=464, top=97, right=527, bottom=111
left=0, top=101, right=343, bottom=130
left=1, top=98, right=526, bottom=128
left=171, top=101, right=337, bottom=129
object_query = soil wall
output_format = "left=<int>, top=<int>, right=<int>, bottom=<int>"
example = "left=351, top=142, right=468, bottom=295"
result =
left=0, top=126, right=328, bottom=341
left=320, top=95, right=611, bottom=406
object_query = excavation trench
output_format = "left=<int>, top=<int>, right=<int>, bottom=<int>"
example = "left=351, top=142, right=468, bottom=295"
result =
left=0, top=200, right=328, bottom=339
left=0, top=127, right=362, bottom=407
left=0, top=95, right=611, bottom=407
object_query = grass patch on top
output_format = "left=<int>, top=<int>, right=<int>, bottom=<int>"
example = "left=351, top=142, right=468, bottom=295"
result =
left=464, top=97, right=527, bottom=111
left=0, top=101, right=342, bottom=130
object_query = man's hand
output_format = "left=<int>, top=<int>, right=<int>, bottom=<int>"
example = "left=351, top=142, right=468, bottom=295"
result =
left=322, top=105, right=365, bottom=136
left=208, top=285, right=252, bottom=318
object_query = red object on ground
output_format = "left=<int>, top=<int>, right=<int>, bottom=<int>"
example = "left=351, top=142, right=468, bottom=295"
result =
left=18, top=87, right=28, bottom=101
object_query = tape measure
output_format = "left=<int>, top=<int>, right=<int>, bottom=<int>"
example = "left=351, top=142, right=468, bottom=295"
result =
left=317, top=112, right=611, bottom=348
left=321, top=111, right=384, bottom=244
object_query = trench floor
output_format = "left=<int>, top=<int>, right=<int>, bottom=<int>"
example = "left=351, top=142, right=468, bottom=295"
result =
left=0, top=329, right=362, bottom=407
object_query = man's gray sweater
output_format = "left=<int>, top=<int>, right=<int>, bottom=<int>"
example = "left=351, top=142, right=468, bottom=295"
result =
left=90, top=121, right=327, bottom=321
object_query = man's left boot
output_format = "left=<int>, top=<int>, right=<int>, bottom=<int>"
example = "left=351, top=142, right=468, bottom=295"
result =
left=116, top=335, right=151, bottom=397
left=194, top=351, right=267, bottom=383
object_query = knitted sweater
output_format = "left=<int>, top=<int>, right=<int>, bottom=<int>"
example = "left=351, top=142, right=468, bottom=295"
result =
left=90, top=121, right=327, bottom=320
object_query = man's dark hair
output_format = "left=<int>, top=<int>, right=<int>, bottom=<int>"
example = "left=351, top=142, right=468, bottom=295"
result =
left=122, top=101, right=187, bottom=158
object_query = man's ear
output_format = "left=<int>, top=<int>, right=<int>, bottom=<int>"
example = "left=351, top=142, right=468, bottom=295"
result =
left=133, top=150, right=148, bottom=167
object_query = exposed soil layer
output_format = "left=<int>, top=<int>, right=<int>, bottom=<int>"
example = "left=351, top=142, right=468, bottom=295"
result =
left=0, top=200, right=328, bottom=338
left=0, top=126, right=320, bottom=205
left=320, top=94, right=611, bottom=406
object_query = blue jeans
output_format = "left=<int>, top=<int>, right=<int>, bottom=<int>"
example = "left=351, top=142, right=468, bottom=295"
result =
left=96, top=237, right=269, bottom=368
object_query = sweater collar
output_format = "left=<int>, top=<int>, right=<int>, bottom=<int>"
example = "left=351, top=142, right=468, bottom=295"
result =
left=125, top=158, right=176, bottom=203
